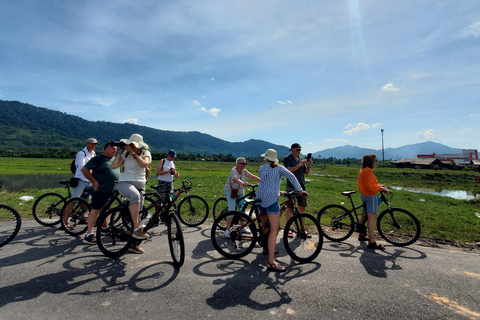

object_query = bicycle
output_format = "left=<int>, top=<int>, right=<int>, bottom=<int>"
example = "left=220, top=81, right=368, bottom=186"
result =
left=317, top=190, right=421, bottom=246
left=96, top=186, right=185, bottom=267
left=60, top=192, right=122, bottom=237
left=211, top=191, right=323, bottom=263
left=0, top=204, right=22, bottom=248
left=212, top=184, right=258, bottom=230
left=32, top=179, right=92, bottom=227
left=144, top=177, right=209, bottom=227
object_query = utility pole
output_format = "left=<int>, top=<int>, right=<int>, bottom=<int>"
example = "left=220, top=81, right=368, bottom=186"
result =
left=381, top=129, right=385, bottom=166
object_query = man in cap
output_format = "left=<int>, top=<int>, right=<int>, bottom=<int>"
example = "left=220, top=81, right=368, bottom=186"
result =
left=81, top=141, right=120, bottom=244
left=283, top=143, right=313, bottom=237
left=156, top=149, right=180, bottom=201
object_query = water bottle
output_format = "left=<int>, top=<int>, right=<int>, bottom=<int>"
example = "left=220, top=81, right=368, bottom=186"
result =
left=141, top=210, right=154, bottom=227
left=238, top=199, right=247, bottom=211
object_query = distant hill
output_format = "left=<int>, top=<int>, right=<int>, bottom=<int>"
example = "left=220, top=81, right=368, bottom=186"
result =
left=0, top=100, right=290, bottom=158
left=313, top=141, right=462, bottom=160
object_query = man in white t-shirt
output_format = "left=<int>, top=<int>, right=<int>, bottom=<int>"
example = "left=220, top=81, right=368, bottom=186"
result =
left=155, top=149, right=180, bottom=200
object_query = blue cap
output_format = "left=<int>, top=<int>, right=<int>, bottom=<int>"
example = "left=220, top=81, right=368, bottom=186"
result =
left=168, top=149, right=176, bottom=157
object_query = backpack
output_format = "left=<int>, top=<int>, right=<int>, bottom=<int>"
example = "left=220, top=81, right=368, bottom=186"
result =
left=70, top=150, right=87, bottom=174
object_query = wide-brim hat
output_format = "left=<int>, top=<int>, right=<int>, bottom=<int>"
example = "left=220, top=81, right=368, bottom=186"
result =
left=120, top=133, right=148, bottom=149
left=261, top=149, right=278, bottom=162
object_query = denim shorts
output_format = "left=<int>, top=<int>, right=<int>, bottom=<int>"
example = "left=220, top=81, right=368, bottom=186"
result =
left=360, top=194, right=379, bottom=214
left=259, top=202, right=281, bottom=214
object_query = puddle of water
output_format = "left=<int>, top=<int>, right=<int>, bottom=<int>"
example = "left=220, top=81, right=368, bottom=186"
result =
left=391, top=186, right=476, bottom=201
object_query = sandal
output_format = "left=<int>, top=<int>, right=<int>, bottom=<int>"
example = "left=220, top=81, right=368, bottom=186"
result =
left=367, top=242, right=385, bottom=250
left=305, top=231, right=312, bottom=238
left=267, top=262, right=286, bottom=272
left=358, top=234, right=369, bottom=241
left=287, top=230, right=294, bottom=238
left=65, top=224, right=75, bottom=230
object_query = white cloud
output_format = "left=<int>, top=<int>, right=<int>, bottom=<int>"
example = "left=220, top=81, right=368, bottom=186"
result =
left=325, top=138, right=349, bottom=143
left=199, top=106, right=221, bottom=117
left=277, top=100, right=292, bottom=105
left=192, top=100, right=201, bottom=106
left=343, top=122, right=382, bottom=135
left=461, top=20, right=480, bottom=38
left=381, top=83, right=399, bottom=92
left=469, top=113, right=480, bottom=117
left=124, top=118, right=138, bottom=124
left=411, top=73, right=430, bottom=79
left=417, top=128, right=435, bottom=139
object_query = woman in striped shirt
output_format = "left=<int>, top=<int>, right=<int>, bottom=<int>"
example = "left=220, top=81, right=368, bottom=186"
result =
left=256, top=149, right=308, bottom=272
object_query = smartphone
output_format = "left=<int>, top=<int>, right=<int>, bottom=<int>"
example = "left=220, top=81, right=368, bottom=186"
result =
left=307, top=153, right=312, bottom=160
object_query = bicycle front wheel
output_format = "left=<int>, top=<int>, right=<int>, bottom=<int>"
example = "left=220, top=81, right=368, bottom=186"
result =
left=96, top=207, right=134, bottom=257
left=177, top=195, right=209, bottom=227
left=283, top=213, right=323, bottom=263
left=166, top=212, right=185, bottom=267
left=212, top=197, right=228, bottom=230
left=32, top=192, right=65, bottom=226
left=211, top=210, right=257, bottom=259
left=317, top=204, right=354, bottom=242
left=377, top=208, right=421, bottom=246
left=61, top=197, right=91, bottom=236
left=0, top=204, right=22, bottom=248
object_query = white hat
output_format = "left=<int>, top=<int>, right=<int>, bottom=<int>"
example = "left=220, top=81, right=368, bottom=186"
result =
left=86, top=138, right=98, bottom=144
left=120, top=133, right=148, bottom=149
left=261, top=149, right=278, bottom=162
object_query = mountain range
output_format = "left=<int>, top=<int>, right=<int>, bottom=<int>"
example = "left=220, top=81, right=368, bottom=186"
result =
left=0, top=100, right=465, bottom=160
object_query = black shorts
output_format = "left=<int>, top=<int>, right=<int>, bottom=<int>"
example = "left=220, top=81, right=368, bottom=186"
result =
left=286, top=187, right=307, bottom=207
left=91, top=192, right=111, bottom=210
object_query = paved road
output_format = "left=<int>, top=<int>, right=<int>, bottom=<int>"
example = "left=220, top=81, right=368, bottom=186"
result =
left=1, top=221, right=479, bottom=320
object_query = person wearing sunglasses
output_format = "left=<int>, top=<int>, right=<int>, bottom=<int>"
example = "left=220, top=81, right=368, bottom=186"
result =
left=223, top=157, right=260, bottom=239
left=283, top=143, right=312, bottom=238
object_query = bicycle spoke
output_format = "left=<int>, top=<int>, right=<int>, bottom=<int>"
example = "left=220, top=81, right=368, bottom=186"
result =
left=284, top=213, right=322, bottom=263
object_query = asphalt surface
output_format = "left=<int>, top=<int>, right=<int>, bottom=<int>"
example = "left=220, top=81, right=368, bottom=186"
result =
left=1, top=221, right=479, bottom=320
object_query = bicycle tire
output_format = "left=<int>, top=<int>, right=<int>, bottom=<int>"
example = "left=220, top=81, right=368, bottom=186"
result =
left=317, top=204, right=354, bottom=242
left=0, top=204, right=22, bottom=248
left=377, top=208, right=421, bottom=246
left=96, top=206, right=134, bottom=257
left=32, top=192, right=65, bottom=226
left=212, top=197, right=228, bottom=230
left=211, top=210, right=257, bottom=259
left=177, top=195, right=209, bottom=227
left=61, top=197, right=91, bottom=236
left=166, top=212, right=185, bottom=267
left=283, top=213, right=323, bottom=263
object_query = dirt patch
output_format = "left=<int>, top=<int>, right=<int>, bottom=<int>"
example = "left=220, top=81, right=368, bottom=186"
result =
left=415, top=237, right=480, bottom=254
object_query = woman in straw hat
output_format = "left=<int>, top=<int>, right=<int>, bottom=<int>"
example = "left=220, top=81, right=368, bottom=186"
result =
left=256, top=149, right=307, bottom=272
left=111, top=133, right=152, bottom=254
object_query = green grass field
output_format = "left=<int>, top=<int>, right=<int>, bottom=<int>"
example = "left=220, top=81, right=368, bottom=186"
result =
left=1, top=157, right=479, bottom=243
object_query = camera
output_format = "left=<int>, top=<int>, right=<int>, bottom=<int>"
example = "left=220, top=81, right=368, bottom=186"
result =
left=106, top=141, right=126, bottom=148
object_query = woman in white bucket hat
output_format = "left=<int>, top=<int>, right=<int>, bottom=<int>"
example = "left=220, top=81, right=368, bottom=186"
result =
left=255, top=149, right=307, bottom=272
left=111, top=133, right=152, bottom=254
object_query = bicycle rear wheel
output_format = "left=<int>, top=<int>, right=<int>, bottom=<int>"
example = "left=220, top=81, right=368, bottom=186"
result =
left=212, top=197, right=228, bottom=230
left=177, top=195, right=209, bottom=227
left=96, top=207, right=134, bottom=257
left=211, top=210, right=257, bottom=259
left=32, top=192, right=65, bottom=226
left=317, top=204, right=354, bottom=242
left=166, top=212, right=185, bottom=267
left=283, top=213, right=323, bottom=263
left=377, top=208, right=421, bottom=246
left=0, top=204, right=22, bottom=248
left=61, top=197, right=91, bottom=236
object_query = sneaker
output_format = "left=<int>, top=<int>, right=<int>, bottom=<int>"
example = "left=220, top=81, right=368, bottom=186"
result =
left=223, top=230, right=231, bottom=239
left=239, top=227, right=252, bottom=234
left=132, top=229, right=149, bottom=240
left=128, top=245, right=144, bottom=254
left=82, top=234, right=96, bottom=244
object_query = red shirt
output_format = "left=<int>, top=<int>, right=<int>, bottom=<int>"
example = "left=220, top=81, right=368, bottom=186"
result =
left=358, top=167, right=381, bottom=197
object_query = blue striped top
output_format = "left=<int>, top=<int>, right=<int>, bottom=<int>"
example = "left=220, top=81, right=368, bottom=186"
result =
left=255, top=163, right=303, bottom=207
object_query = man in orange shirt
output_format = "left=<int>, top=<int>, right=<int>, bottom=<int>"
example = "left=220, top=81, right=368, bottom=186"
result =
left=358, top=154, right=391, bottom=249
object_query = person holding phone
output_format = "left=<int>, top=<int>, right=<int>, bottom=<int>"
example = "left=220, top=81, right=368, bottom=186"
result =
left=283, top=143, right=313, bottom=238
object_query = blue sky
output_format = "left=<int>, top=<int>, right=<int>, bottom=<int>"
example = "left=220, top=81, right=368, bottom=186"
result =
left=1, top=1, right=479, bottom=154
